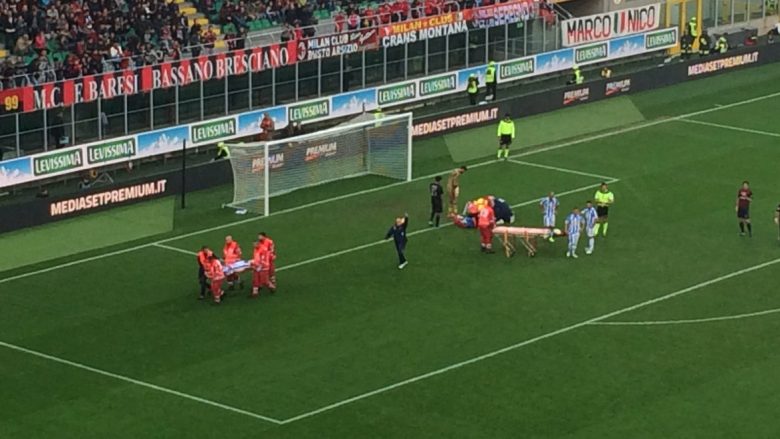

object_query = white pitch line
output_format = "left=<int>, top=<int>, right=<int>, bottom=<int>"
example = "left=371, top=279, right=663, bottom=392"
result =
left=154, top=243, right=198, bottom=256
left=507, top=159, right=617, bottom=181
left=3, top=90, right=778, bottom=285
left=508, top=90, right=780, bottom=160
left=278, top=256, right=780, bottom=424
left=589, top=307, right=780, bottom=326
left=677, top=118, right=780, bottom=138
left=0, top=340, right=284, bottom=425
left=157, top=180, right=617, bottom=269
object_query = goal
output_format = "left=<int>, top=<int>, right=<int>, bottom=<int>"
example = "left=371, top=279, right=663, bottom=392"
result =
left=223, top=112, right=413, bottom=215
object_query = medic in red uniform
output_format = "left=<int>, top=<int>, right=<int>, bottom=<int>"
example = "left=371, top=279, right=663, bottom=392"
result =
left=205, top=254, right=226, bottom=303
left=222, top=235, right=243, bottom=289
left=258, top=232, right=276, bottom=284
left=251, top=243, right=276, bottom=297
left=478, top=201, right=496, bottom=253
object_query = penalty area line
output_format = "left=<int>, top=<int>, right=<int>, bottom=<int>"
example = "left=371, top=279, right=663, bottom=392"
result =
left=0, top=340, right=284, bottom=425
left=277, top=256, right=780, bottom=424
left=507, top=159, right=618, bottom=181
left=589, top=306, right=780, bottom=326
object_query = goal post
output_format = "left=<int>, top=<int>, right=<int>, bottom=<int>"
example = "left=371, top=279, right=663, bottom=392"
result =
left=223, top=112, right=413, bottom=216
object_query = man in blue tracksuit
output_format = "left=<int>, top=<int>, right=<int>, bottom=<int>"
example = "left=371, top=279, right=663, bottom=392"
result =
left=385, top=213, right=409, bottom=269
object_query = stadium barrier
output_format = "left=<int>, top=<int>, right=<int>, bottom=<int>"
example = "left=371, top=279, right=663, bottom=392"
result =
left=0, top=27, right=679, bottom=190
left=2, top=42, right=779, bottom=233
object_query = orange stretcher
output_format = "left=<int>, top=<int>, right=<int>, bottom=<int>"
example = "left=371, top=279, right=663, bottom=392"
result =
left=493, top=226, right=566, bottom=258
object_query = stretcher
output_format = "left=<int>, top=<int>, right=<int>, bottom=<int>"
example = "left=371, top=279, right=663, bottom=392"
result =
left=223, top=260, right=251, bottom=275
left=493, top=226, right=566, bottom=258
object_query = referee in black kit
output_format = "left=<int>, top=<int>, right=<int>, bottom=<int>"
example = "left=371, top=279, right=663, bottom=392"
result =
left=429, top=176, right=444, bottom=227
left=385, top=213, right=409, bottom=269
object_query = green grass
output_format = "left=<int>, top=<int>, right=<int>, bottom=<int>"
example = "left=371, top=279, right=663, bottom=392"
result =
left=445, top=96, right=646, bottom=162
left=2, top=63, right=780, bottom=438
left=0, top=197, right=174, bottom=271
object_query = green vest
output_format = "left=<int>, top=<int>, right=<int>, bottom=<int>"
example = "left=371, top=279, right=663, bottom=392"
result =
left=217, top=142, right=230, bottom=158
left=717, top=36, right=727, bottom=53
left=467, top=78, right=478, bottom=93
left=574, top=69, right=583, bottom=84
left=687, top=20, right=698, bottom=38
left=485, top=66, right=496, bottom=83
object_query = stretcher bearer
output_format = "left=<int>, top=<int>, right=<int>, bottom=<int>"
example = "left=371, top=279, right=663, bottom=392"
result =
left=206, top=254, right=226, bottom=304
left=582, top=201, right=598, bottom=255
left=223, top=235, right=244, bottom=289
left=258, top=232, right=276, bottom=285
left=540, top=192, right=559, bottom=242
left=565, top=207, right=584, bottom=259
left=385, top=213, right=409, bottom=269
left=251, top=242, right=276, bottom=297
left=196, top=246, right=212, bottom=300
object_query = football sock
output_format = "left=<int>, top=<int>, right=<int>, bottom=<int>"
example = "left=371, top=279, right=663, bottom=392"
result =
left=497, top=149, right=502, bottom=159
left=594, top=223, right=601, bottom=235
left=588, top=237, right=594, bottom=250
left=740, top=222, right=745, bottom=233
left=434, top=214, right=440, bottom=227
left=503, top=149, right=509, bottom=158
left=747, top=223, right=752, bottom=236
left=602, top=223, right=609, bottom=235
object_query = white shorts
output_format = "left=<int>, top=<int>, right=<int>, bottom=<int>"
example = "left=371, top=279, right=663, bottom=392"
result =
left=543, top=215, right=556, bottom=228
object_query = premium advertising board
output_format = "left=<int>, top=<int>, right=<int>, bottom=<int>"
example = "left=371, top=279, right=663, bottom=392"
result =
left=561, top=4, right=661, bottom=47
left=0, top=27, right=678, bottom=189
left=7, top=44, right=780, bottom=231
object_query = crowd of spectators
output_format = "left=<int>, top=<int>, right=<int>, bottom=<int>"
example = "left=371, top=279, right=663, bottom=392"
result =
left=0, top=0, right=541, bottom=89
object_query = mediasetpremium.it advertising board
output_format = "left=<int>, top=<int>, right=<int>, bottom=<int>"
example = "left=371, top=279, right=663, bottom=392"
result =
left=561, top=3, right=661, bottom=47
left=0, top=27, right=678, bottom=189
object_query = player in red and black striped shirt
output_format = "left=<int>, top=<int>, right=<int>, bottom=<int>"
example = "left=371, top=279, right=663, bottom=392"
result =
left=735, top=181, right=753, bottom=237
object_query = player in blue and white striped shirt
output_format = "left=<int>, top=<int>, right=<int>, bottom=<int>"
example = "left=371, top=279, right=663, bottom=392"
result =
left=539, top=192, right=559, bottom=242
left=565, top=207, right=584, bottom=258
left=581, top=201, right=599, bottom=255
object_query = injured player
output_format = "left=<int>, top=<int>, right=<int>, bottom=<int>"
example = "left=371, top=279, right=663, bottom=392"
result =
left=493, top=225, right=567, bottom=257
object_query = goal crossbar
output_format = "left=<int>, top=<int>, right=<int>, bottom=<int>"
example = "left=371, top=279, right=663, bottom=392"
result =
left=223, top=113, right=413, bottom=216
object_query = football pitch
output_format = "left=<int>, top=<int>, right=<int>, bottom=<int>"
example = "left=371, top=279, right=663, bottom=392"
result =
left=2, top=64, right=780, bottom=438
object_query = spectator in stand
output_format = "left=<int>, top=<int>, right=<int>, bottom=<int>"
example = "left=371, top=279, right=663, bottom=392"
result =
left=347, top=9, right=360, bottom=30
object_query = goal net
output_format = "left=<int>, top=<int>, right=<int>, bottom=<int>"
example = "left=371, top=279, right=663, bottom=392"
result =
left=224, top=112, right=412, bottom=215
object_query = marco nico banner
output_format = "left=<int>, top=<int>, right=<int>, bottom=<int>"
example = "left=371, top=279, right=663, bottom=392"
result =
left=0, top=27, right=677, bottom=189
left=561, top=4, right=661, bottom=47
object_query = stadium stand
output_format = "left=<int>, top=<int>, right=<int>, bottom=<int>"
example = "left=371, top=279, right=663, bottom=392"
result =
left=0, top=0, right=510, bottom=89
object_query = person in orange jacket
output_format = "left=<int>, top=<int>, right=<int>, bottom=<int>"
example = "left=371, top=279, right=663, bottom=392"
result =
left=205, top=254, right=226, bottom=304
left=251, top=242, right=276, bottom=297
left=196, top=246, right=213, bottom=300
left=223, top=235, right=243, bottom=290
left=478, top=200, right=496, bottom=254
left=257, top=232, right=276, bottom=285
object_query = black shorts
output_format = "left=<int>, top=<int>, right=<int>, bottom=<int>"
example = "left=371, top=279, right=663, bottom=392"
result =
left=737, top=207, right=750, bottom=219
left=596, top=206, right=609, bottom=217
left=431, top=198, right=443, bottom=213
left=500, top=135, right=512, bottom=146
